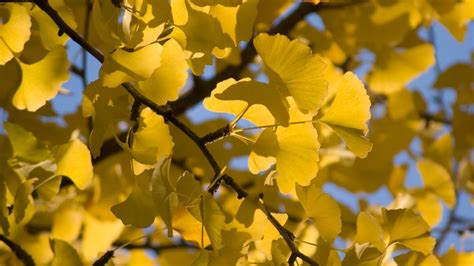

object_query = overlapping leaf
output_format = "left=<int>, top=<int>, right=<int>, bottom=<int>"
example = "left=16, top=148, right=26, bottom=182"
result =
left=319, top=72, right=372, bottom=158
left=296, top=182, right=341, bottom=243
left=12, top=46, right=70, bottom=111
left=254, top=33, right=328, bottom=113
left=0, top=4, right=31, bottom=65
left=53, top=139, right=93, bottom=190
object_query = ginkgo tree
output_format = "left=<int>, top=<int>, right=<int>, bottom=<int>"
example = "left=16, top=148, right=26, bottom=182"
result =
left=0, top=0, right=473, bottom=265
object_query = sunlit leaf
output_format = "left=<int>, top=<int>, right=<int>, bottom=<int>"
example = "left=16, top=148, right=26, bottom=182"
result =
left=201, top=193, right=226, bottom=250
left=355, top=212, right=385, bottom=252
left=319, top=72, right=372, bottom=158
left=215, top=79, right=290, bottom=126
left=14, top=178, right=36, bottom=224
left=296, top=182, right=341, bottom=243
left=100, top=43, right=163, bottom=88
left=254, top=33, right=328, bottom=113
left=130, top=108, right=174, bottom=174
left=12, top=46, right=70, bottom=111
left=50, top=239, right=82, bottom=266
left=53, top=139, right=93, bottom=190
left=248, top=128, right=279, bottom=174
left=111, top=171, right=156, bottom=228
left=417, top=158, right=456, bottom=207
left=4, top=122, right=51, bottom=164
left=138, top=39, right=188, bottom=105
left=151, top=159, right=179, bottom=236
left=368, top=44, right=434, bottom=94
left=0, top=4, right=31, bottom=65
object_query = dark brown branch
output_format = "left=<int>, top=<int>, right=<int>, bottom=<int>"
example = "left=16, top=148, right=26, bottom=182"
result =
left=80, top=0, right=92, bottom=89
left=116, top=239, right=198, bottom=254
left=0, top=234, right=35, bottom=266
left=259, top=198, right=318, bottom=266
left=435, top=192, right=460, bottom=254
left=200, top=124, right=232, bottom=145
left=419, top=112, right=452, bottom=126
left=69, top=64, right=84, bottom=77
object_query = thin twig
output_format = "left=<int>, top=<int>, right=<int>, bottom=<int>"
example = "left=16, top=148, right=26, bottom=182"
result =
left=259, top=199, right=318, bottom=266
left=435, top=192, right=461, bottom=253
left=0, top=234, right=35, bottom=266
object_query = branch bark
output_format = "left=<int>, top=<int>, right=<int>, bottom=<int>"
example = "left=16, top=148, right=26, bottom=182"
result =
left=260, top=198, right=318, bottom=266
left=0, top=234, right=35, bottom=266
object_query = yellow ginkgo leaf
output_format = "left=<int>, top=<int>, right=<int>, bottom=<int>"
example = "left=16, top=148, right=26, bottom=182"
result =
left=296, top=182, right=341, bottom=243
left=243, top=208, right=288, bottom=260
left=191, top=0, right=242, bottom=6
left=382, top=208, right=432, bottom=249
left=128, top=250, right=156, bottom=266
left=14, top=178, right=36, bottom=224
left=440, top=247, right=474, bottom=265
left=270, top=104, right=320, bottom=193
left=417, top=158, right=456, bottom=207
left=111, top=172, right=156, bottom=228
left=398, top=234, right=436, bottom=255
left=138, top=39, right=188, bottom=105
left=395, top=252, right=441, bottom=266
left=355, top=212, right=386, bottom=252
left=0, top=4, right=31, bottom=65
left=215, top=79, right=290, bottom=126
left=207, top=229, right=251, bottom=266
left=82, top=80, right=129, bottom=158
left=30, top=0, right=76, bottom=51
left=413, top=191, right=443, bottom=228
left=51, top=201, right=83, bottom=242
left=130, top=108, right=174, bottom=174
left=276, top=120, right=320, bottom=193
left=151, top=159, right=179, bottom=236
left=172, top=206, right=211, bottom=248
left=12, top=46, right=70, bottom=111
left=50, top=239, right=82, bottom=266
left=100, top=43, right=163, bottom=88
left=82, top=212, right=123, bottom=261
left=387, top=88, right=417, bottom=120
left=343, top=246, right=384, bottom=265
left=209, top=0, right=258, bottom=45
left=319, top=72, right=372, bottom=158
left=53, top=139, right=93, bottom=190
left=201, top=193, right=226, bottom=250
left=248, top=128, right=279, bottom=174
left=171, top=0, right=234, bottom=74
left=438, top=0, right=474, bottom=42
left=0, top=179, right=9, bottom=235
left=203, top=78, right=280, bottom=126
left=4, top=122, right=51, bottom=164
left=254, top=33, right=328, bottom=113
left=368, top=44, right=434, bottom=94
left=425, top=133, right=453, bottom=172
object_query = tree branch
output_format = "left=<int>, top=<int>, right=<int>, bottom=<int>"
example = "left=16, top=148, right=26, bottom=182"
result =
left=259, top=197, right=318, bottom=266
left=0, top=234, right=35, bottom=266
left=435, top=191, right=461, bottom=254
left=30, top=0, right=245, bottom=197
